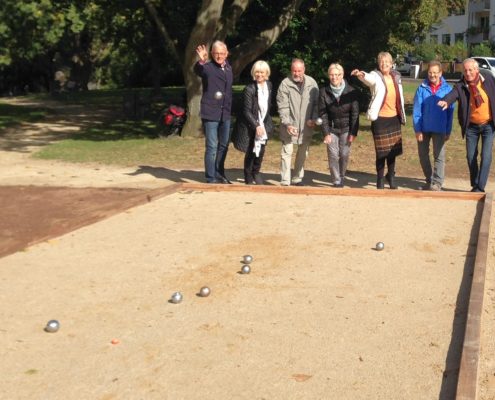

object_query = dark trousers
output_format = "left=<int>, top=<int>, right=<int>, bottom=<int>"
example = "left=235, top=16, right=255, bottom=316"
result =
left=244, top=142, right=266, bottom=183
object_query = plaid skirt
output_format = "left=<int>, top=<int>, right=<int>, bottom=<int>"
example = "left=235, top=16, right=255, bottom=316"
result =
left=371, top=116, right=403, bottom=159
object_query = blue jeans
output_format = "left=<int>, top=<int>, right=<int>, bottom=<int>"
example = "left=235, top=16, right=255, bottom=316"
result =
left=203, top=119, right=231, bottom=183
left=465, top=122, right=495, bottom=191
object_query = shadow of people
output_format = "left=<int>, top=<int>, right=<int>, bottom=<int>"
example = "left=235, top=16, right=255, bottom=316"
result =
left=303, top=169, right=467, bottom=192
left=127, top=165, right=281, bottom=185
left=126, top=165, right=205, bottom=183
left=127, top=165, right=468, bottom=192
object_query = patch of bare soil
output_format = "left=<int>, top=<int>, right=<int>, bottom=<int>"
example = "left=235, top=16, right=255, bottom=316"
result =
left=0, top=185, right=170, bottom=258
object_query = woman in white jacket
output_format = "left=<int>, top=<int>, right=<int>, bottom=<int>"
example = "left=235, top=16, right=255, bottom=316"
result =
left=351, top=52, right=406, bottom=189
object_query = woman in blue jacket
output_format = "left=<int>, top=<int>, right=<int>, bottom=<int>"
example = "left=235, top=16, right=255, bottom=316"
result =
left=413, top=61, right=454, bottom=191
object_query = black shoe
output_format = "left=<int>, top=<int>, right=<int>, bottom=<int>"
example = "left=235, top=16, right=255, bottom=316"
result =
left=333, top=182, right=344, bottom=188
left=254, top=174, right=264, bottom=185
left=385, top=172, right=398, bottom=189
left=219, top=176, right=232, bottom=184
left=294, top=181, right=305, bottom=186
left=471, top=187, right=484, bottom=192
left=377, top=177, right=384, bottom=189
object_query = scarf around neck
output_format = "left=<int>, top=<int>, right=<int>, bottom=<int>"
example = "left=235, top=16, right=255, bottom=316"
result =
left=466, top=73, right=484, bottom=108
left=330, top=81, right=345, bottom=99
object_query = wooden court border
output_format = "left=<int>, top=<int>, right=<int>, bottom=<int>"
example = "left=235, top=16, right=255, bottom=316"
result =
left=170, top=183, right=491, bottom=399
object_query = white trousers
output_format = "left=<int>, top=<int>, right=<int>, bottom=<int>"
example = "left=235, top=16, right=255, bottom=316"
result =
left=280, top=141, right=310, bottom=185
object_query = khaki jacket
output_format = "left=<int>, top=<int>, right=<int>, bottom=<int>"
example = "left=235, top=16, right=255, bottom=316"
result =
left=276, top=75, right=319, bottom=144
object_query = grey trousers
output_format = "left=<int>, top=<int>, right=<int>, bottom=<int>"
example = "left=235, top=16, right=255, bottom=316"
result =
left=327, top=132, right=350, bottom=184
left=417, top=132, right=446, bottom=186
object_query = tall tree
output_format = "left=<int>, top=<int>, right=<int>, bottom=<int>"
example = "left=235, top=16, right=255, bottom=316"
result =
left=144, top=0, right=306, bottom=137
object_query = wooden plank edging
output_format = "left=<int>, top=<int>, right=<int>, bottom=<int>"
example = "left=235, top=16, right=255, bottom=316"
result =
left=180, top=182, right=485, bottom=201
left=456, top=193, right=493, bottom=399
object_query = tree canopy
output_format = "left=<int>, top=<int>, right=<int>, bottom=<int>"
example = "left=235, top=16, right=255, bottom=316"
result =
left=0, top=0, right=470, bottom=132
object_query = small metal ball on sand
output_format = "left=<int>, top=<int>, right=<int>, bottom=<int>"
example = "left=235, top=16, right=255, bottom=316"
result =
left=44, top=320, right=60, bottom=333
left=375, top=242, right=385, bottom=251
left=243, top=255, right=253, bottom=264
left=199, top=287, right=211, bottom=297
left=241, top=264, right=251, bottom=274
left=170, top=292, right=183, bottom=304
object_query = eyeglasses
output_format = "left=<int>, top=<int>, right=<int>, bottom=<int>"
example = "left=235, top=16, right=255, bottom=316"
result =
left=329, top=74, right=342, bottom=77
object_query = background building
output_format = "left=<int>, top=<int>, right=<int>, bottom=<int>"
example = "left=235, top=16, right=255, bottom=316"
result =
left=428, top=0, right=495, bottom=47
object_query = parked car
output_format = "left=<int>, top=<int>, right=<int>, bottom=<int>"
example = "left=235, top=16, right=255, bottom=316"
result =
left=394, top=55, right=420, bottom=77
left=472, top=56, right=495, bottom=77
left=395, top=62, right=412, bottom=74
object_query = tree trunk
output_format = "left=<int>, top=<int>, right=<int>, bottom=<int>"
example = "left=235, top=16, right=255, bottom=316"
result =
left=150, top=43, right=162, bottom=97
left=180, top=0, right=224, bottom=137
left=181, top=64, right=204, bottom=137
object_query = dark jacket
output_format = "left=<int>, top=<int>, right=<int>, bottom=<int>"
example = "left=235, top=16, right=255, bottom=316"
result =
left=318, top=80, right=359, bottom=136
left=441, top=70, right=495, bottom=138
left=232, top=81, right=274, bottom=153
left=194, top=60, right=233, bottom=121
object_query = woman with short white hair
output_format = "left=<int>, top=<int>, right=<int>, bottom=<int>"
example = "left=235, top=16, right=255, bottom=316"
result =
left=232, top=60, right=274, bottom=184
left=318, top=63, right=359, bottom=187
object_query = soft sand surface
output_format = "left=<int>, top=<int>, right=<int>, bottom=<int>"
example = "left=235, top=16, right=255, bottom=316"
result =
left=0, top=190, right=488, bottom=399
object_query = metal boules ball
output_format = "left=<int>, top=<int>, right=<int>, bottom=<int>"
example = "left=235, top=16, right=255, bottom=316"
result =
left=241, top=264, right=251, bottom=274
left=170, top=292, right=183, bottom=304
left=199, top=287, right=211, bottom=297
left=375, top=242, right=385, bottom=251
left=214, top=91, right=223, bottom=100
left=315, top=117, right=323, bottom=126
left=243, top=255, right=253, bottom=264
left=44, top=320, right=60, bottom=333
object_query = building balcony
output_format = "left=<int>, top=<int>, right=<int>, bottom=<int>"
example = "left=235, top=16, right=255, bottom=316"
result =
left=469, top=0, right=490, bottom=13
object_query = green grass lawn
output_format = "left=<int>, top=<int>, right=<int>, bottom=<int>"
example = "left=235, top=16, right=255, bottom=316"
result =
left=0, top=81, right=470, bottom=179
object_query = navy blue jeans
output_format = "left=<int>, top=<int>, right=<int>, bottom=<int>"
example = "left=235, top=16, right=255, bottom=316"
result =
left=203, top=119, right=231, bottom=183
left=465, top=122, right=495, bottom=191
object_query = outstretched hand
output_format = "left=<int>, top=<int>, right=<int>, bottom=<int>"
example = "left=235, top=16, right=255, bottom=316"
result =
left=196, top=45, right=208, bottom=62
left=350, top=69, right=364, bottom=79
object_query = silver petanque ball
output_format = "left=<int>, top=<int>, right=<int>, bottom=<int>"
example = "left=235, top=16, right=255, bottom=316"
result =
left=199, top=286, right=211, bottom=297
left=315, top=117, right=323, bottom=126
left=44, top=320, right=60, bottom=333
left=214, top=91, right=223, bottom=100
left=243, top=254, right=253, bottom=264
left=170, top=291, right=183, bottom=304
left=241, top=264, right=251, bottom=274
left=375, top=242, right=385, bottom=251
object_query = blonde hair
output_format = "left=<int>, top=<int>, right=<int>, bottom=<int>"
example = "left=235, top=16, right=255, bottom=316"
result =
left=251, top=60, right=271, bottom=80
left=377, top=52, right=393, bottom=64
left=328, top=63, right=344, bottom=75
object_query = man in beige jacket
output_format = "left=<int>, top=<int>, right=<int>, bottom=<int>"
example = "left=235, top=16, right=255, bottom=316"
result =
left=277, top=58, right=319, bottom=186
